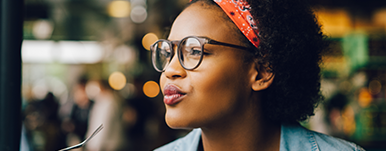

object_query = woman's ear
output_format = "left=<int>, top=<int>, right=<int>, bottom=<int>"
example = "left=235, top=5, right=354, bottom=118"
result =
left=249, top=61, right=275, bottom=91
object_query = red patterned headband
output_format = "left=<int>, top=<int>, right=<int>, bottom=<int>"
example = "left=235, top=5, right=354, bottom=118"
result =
left=190, top=0, right=260, bottom=48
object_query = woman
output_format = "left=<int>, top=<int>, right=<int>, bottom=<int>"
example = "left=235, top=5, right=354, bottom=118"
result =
left=151, top=0, right=364, bottom=150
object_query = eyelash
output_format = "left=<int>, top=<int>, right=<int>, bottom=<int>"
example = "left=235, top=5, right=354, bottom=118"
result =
left=200, top=48, right=210, bottom=55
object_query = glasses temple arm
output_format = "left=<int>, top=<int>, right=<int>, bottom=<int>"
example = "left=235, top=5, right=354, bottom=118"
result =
left=207, top=39, right=254, bottom=53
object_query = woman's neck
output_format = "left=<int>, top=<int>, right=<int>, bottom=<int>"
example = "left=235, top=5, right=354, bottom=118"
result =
left=200, top=104, right=281, bottom=151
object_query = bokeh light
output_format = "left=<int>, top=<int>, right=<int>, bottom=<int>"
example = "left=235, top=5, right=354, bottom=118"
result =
left=373, top=9, right=386, bottom=28
left=142, top=33, right=158, bottom=50
left=85, top=80, right=101, bottom=100
left=32, top=20, right=53, bottom=40
left=130, top=6, right=147, bottom=23
left=369, top=80, right=382, bottom=95
left=143, top=81, right=160, bottom=98
left=342, top=106, right=356, bottom=136
left=358, top=88, right=373, bottom=108
left=113, top=45, right=137, bottom=64
left=108, top=71, right=127, bottom=90
left=107, top=1, right=131, bottom=18
left=119, top=83, right=136, bottom=99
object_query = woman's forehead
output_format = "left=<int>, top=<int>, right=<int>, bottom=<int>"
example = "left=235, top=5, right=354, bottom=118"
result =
left=168, top=3, right=242, bottom=44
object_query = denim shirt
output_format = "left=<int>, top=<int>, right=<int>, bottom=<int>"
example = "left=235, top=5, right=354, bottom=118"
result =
left=154, top=124, right=365, bottom=151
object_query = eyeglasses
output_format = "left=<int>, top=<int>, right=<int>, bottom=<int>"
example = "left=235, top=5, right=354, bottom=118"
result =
left=150, top=36, right=251, bottom=72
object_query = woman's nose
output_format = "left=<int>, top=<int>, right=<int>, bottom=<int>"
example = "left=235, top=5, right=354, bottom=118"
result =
left=163, top=52, right=187, bottom=79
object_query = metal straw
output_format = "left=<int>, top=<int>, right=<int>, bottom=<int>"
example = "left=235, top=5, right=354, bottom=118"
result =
left=58, top=124, right=104, bottom=151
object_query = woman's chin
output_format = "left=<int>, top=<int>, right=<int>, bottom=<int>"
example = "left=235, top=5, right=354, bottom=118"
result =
left=165, top=110, right=198, bottom=129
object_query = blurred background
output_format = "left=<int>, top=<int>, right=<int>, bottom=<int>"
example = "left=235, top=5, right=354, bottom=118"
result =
left=16, top=0, right=386, bottom=150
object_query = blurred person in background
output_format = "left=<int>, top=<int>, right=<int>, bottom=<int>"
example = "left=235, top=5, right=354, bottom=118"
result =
left=326, top=92, right=350, bottom=139
left=85, top=80, right=125, bottom=151
left=121, top=84, right=162, bottom=151
left=152, top=0, right=365, bottom=150
left=23, top=92, right=66, bottom=151
left=62, top=77, right=94, bottom=147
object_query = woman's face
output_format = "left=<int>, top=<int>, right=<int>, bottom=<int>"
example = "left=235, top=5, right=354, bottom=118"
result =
left=160, top=2, right=255, bottom=129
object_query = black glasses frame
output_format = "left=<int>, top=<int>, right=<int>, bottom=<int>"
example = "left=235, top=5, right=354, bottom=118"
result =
left=150, top=36, right=251, bottom=72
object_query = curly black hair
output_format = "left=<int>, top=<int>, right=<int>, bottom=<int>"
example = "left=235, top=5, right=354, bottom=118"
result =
left=189, top=0, right=329, bottom=123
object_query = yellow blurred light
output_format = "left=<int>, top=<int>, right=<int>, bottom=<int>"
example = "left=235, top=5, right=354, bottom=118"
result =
left=358, top=88, right=372, bottom=108
left=314, top=8, right=352, bottom=37
left=342, top=106, right=356, bottom=136
left=373, top=9, right=386, bottom=29
left=369, top=80, right=382, bottom=95
left=142, top=33, right=158, bottom=51
left=143, top=81, right=160, bottom=98
left=107, top=1, right=131, bottom=18
left=108, top=71, right=127, bottom=90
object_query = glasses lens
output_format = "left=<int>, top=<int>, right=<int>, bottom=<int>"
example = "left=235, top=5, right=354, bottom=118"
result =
left=153, top=41, right=172, bottom=71
left=179, top=37, right=202, bottom=70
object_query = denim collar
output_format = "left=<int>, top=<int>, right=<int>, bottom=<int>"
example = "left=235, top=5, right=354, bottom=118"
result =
left=154, top=124, right=365, bottom=151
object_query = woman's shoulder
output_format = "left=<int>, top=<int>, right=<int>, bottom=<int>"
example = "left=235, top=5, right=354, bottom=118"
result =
left=281, top=124, right=365, bottom=151
left=154, top=129, right=202, bottom=151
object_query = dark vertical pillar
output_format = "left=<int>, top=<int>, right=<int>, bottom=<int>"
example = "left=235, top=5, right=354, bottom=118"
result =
left=0, top=0, right=23, bottom=150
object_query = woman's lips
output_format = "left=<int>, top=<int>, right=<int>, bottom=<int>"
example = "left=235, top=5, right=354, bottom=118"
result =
left=163, top=85, right=186, bottom=105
